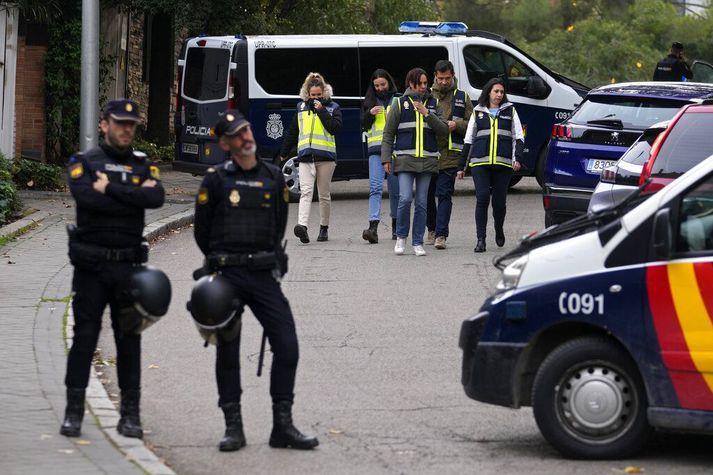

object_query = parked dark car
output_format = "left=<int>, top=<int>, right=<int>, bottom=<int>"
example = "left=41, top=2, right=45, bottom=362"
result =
left=542, top=82, right=713, bottom=226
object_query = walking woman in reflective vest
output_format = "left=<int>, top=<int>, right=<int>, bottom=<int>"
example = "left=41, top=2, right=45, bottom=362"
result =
left=458, top=78, right=524, bottom=253
left=361, top=68, right=399, bottom=243
left=280, top=72, right=342, bottom=243
left=382, top=68, right=448, bottom=256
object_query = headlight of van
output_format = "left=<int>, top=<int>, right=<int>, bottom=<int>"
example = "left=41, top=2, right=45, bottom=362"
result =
left=496, top=255, right=529, bottom=291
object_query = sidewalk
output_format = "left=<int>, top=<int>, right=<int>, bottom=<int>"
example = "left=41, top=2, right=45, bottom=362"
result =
left=0, top=166, right=197, bottom=475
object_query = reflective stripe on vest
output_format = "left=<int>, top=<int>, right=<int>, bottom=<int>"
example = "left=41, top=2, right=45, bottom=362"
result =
left=448, top=89, right=467, bottom=152
left=296, top=103, right=336, bottom=159
left=468, top=106, right=514, bottom=168
left=366, top=104, right=390, bottom=154
left=393, top=96, right=439, bottom=159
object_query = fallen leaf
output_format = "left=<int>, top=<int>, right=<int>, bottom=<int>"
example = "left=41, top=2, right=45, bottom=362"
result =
left=8, top=260, right=16, bottom=265
left=27, top=180, right=34, bottom=187
left=328, top=429, right=343, bottom=435
left=624, top=467, right=644, bottom=474
left=148, top=364, right=160, bottom=369
left=76, top=440, right=91, bottom=446
left=58, top=449, right=75, bottom=454
left=40, top=434, right=53, bottom=440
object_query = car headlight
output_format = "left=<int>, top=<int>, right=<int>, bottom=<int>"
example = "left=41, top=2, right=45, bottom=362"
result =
left=496, top=255, right=529, bottom=291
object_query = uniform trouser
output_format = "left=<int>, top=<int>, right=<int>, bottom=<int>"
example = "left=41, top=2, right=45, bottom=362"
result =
left=65, top=262, right=141, bottom=390
left=471, top=165, right=513, bottom=240
left=396, top=172, right=432, bottom=246
left=216, top=267, right=299, bottom=407
left=367, top=154, right=399, bottom=221
left=426, top=168, right=458, bottom=237
left=298, top=161, right=336, bottom=227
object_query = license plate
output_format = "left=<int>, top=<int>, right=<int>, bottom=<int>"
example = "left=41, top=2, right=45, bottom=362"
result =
left=586, top=159, right=616, bottom=174
left=182, top=143, right=198, bottom=154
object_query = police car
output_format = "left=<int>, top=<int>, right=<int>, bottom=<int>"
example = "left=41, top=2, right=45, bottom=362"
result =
left=460, top=154, right=713, bottom=459
left=173, top=21, right=589, bottom=191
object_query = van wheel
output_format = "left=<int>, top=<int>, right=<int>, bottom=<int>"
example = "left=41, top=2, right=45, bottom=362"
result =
left=535, top=148, right=547, bottom=188
left=532, top=337, right=650, bottom=459
left=508, top=175, right=523, bottom=188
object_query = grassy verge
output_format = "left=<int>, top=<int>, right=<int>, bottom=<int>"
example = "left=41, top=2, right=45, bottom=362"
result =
left=0, top=220, right=40, bottom=247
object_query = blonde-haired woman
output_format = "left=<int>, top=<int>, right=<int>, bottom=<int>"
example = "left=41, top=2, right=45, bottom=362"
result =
left=280, top=73, right=343, bottom=243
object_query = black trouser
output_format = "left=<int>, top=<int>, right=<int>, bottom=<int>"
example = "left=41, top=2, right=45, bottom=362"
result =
left=471, top=165, right=513, bottom=240
left=65, top=262, right=141, bottom=390
left=216, top=267, right=299, bottom=407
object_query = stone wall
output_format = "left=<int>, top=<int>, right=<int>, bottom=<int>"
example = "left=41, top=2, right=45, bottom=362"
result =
left=127, top=14, right=150, bottom=126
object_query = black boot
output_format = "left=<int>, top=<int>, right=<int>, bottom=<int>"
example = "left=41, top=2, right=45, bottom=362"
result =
left=362, top=220, right=379, bottom=244
left=474, top=238, right=486, bottom=253
left=495, top=227, right=505, bottom=247
left=391, top=218, right=397, bottom=240
left=117, top=389, right=143, bottom=439
left=269, top=401, right=319, bottom=450
left=60, top=388, right=85, bottom=437
left=294, top=224, right=309, bottom=243
left=494, top=208, right=506, bottom=247
left=317, top=225, right=328, bottom=242
left=219, top=402, right=246, bottom=452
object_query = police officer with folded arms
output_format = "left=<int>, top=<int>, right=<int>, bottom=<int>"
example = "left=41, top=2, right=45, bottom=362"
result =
left=193, top=110, right=318, bottom=452
left=61, top=99, right=168, bottom=439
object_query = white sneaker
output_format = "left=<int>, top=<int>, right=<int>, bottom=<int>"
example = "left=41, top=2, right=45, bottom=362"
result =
left=413, top=245, right=427, bottom=256
left=394, top=238, right=405, bottom=255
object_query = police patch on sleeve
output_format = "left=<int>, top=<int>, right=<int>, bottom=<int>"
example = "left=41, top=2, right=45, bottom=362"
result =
left=197, top=188, right=209, bottom=205
left=69, top=162, right=84, bottom=179
left=149, top=165, right=160, bottom=180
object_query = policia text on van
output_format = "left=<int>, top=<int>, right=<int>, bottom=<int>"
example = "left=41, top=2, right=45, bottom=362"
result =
left=173, top=22, right=589, bottom=186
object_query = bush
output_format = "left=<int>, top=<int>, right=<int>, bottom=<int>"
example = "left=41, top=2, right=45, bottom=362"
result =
left=12, top=159, right=66, bottom=191
left=0, top=156, right=21, bottom=226
left=133, top=138, right=175, bottom=163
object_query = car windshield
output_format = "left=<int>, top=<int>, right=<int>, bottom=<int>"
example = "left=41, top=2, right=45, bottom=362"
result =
left=570, top=96, right=688, bottom=129
left=651, top=113, right=713, bottom=178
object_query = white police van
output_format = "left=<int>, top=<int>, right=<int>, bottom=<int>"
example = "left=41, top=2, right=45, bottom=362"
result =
left=461, top=155, right=713, bottom=458
left=174, top=21, right=589, bottom=189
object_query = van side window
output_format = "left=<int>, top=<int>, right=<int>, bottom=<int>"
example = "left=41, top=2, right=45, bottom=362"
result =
left=677, top=175, right=713, bottom=253
left=463, top=45, right=535, bottom=97
left=255, top=48, right=360, bottom=97
left=358, top=46, right=448, bottom=94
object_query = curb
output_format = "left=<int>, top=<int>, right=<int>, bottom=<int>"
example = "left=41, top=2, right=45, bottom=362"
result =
left=0, top=209, right=50, bottom=243
left=63, top=208, right=195, bottom=475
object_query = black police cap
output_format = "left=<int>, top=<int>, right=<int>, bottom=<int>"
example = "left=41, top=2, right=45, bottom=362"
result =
left=214, top=110, right=250, bottom=138
left=103, top=99, right=141, bottom=122
left=672, top=41, right=684, bottom=50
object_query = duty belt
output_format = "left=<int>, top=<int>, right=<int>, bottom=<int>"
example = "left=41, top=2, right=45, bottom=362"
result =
left=206, top=251, right=278, bottom=270
left=70, top=241, right=147, bottom=263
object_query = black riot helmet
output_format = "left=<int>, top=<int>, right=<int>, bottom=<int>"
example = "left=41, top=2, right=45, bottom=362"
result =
left=187, top=274, right=243, bottom=345
left=118, top=266, right=172, bottom=334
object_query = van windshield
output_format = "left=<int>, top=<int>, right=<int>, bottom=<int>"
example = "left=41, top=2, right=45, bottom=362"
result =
left=570, top=96, right=687, bottom=130
left=183, top=47, right=231, bottom=101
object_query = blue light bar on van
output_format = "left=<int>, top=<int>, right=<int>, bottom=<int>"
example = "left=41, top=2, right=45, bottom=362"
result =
left=399, top=21, right=469, bottom=35
left=435, top=22, right=468, bottom=35
left=399, top=21, right=440, bottom=33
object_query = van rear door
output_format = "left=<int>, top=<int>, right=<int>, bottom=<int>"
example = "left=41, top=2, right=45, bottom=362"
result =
left=174, top=38, right=237, bottom=172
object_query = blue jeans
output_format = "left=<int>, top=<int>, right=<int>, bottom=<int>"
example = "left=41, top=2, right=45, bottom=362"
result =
left=368, top=154, right=399, bottom=221
left=426, top=168, right=457, bottom=237
left=396, top=172, right=432, bottom=246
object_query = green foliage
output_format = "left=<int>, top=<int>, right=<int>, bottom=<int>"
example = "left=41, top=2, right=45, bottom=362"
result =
left=12, top=159, right=65, bottom=191
left=0, top=0, right=61, bottom=23
left=0, top=155, right=21, bottom=226
left=133, top=138, right=175, bottom=163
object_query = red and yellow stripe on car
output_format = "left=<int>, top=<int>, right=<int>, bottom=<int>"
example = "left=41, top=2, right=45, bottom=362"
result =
left=647, top=262, right=713, bottom=410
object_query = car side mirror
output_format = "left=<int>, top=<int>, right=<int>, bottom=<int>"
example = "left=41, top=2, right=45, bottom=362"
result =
left=652, top=208, right=672, bottom=259
left=527, top=76, right=548, bottom=99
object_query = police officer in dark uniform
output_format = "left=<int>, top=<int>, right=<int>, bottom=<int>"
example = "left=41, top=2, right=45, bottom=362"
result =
left=653, top=41, right=693, bottom=81
left=60, top=99, right=165, bottom=439
left=194, top=110, right=318, bottom=452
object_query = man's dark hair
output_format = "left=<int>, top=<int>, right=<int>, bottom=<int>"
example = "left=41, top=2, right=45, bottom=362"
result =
left=434, top=60, right=455, bottom=75
left=405, top=68, right=428, bottom=89
left=477, top=78, right=509, bottom=107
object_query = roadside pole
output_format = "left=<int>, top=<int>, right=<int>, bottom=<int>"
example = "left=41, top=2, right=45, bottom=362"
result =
left=80, top=0, right=99, bottom=151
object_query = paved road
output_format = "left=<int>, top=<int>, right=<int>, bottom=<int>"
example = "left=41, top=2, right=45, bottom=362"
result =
left=98, top=178, right=713, bottom=474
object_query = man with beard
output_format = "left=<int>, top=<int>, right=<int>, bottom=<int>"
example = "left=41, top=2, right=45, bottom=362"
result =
left=193, top=110, right=319, bottom=452
left=61, top=99, right=165, bottom=439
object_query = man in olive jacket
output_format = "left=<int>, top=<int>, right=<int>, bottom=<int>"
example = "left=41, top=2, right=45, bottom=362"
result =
left=426, top=60, right=473, bottom=249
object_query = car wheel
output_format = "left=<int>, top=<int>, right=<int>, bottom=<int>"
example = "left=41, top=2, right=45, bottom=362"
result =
left=532, top=337, right=650, bottom=459
left=281, top=157, right=301, bottom=203
left=535, top=147, right=547, bottom=188
left=509, top=175, right=523, bottom=188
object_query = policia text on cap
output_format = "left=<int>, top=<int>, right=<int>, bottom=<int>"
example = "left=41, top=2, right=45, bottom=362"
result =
left=60, top=99, right=169, bottom=440
left=191, top=110, right=319, bottom=452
